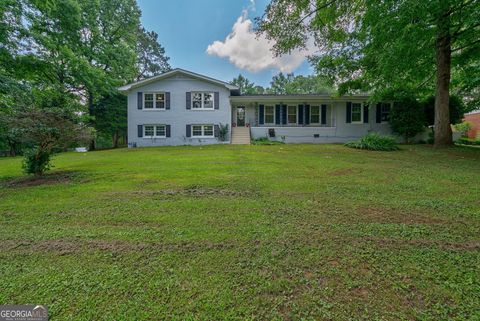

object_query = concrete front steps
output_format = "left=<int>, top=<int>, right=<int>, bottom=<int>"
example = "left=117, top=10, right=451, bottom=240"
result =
left=231, top=127, right=251, bottom=145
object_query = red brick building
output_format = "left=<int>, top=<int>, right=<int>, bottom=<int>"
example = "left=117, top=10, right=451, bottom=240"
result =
left=464, top=111, right=480, bottom=139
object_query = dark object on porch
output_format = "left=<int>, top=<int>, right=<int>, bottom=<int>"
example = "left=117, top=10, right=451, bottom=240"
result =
left=314, top=134, right=320, bottom=138
left=268, top=128, right=275, bottom=137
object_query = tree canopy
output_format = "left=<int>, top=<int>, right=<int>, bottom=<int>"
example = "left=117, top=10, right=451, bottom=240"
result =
left=257, top=0, right=480, bottom=146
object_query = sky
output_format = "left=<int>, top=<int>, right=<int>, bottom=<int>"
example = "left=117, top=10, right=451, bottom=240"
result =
left=137, top=0, right=315, bottom=87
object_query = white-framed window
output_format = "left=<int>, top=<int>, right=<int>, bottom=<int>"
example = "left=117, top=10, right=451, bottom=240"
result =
left=144, top=92, right=165, bottom=109
left=192, top=92, right=214, bottom=109
left=192, top=124, right=214, bottom=137
left=351, top=103, right=363, bottom=123
left=288, top=106, right=297, bottom=124
left=264, top=105, right=274, bottom=124
left=144, top=124, right=166, bottom=138
left=381, top=103, right=391, bottom=122
left=310, top=106, right=320, bottom=124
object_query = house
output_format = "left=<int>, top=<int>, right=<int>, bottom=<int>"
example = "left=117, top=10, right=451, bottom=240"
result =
left=118, top=68, right=393, bottom=146
left=464, top=111, right=480, bottom=139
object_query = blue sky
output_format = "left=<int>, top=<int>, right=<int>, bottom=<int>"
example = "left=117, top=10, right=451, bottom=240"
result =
left=137, top=0, right=314, bottom=87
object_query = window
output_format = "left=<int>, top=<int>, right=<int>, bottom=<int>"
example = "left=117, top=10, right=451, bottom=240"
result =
left=351, top=103, right=363, bottom=123
left=144, top=125, right=166, bottom=138
left=264, top=106, right=274, bottom=124
left=310, top=106, right=320, bottom=124
left=381, top=103, right=391, bottom=122
left=288, top=106, right=297, bottom=124
left=192, top=124, right=214, bottom=137
left=144, top=93, right=154, bottom=109
left=192, top=92, right=214, bottom=109
left=144, top=92, right=165, bottom=109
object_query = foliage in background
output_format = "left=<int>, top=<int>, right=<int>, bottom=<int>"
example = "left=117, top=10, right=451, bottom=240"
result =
left=345, top=132, right=399, bottom=151
left=257, top=0, right=480, bottom=146
left=8, top=108, right=92, bottom=175
left=422, top=95, right=467, bottom=127
left=0, top=0, right=171, bottom=155
left=453, top=122, right=472, bottom=137
left=230, top=74, right=265, bottom=94
left=388, top=97, right=426, bottom=143
left=93, top=93, right=128, bottom=148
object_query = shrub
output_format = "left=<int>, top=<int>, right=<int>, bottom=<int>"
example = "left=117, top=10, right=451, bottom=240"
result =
left=389, top=97, right=426, bottom=143
left=251, top=137, right=285, bottom=145
left=456, top=137, right=480, bottom=146
left=345, top=132, right=399, bottom=151
left=218, top=123, right=229, bottom=141
left=453, top=122, right=472, bottom=137
left=22, top=147, right=52, bottom=175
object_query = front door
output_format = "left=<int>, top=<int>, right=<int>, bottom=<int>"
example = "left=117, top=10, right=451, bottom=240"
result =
left=236, top=107, right=246, bottom=127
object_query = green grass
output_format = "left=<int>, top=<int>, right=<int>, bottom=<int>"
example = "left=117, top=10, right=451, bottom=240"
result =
left=0, top=144, right=479, bottom=320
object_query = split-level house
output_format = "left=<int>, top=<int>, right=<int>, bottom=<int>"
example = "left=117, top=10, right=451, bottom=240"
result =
left=118, top=68, right=393, bottom=147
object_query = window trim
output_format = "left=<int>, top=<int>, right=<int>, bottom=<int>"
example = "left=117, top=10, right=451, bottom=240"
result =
left=287, top=105, right=297, bottom=125
left=143, top=124, right=166, bottom=138
left=351, top=103, right=363, bottom=124
left=264, top=105, right=275, bottom=125
left=191, top=124, right=215, bottom=138
left=143, top=92, right=166, bottom=110
left=191, top=92, right=215, bottom=110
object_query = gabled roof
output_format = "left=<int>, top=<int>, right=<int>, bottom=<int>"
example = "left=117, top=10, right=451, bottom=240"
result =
left=118, top=68, right=239, bottom=92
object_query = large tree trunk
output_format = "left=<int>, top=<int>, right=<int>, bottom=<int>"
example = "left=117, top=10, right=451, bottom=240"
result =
left=434, top=11, right=453, bottom=147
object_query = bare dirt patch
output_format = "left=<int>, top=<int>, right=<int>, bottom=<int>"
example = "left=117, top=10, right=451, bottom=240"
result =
left=356, top=206, right=448, bottom=224
left=3, top=171, right=82, bottom=188
left=107, top=185, right=253, bottom=199
left=1, top=238, right=236, bottom=255
left=328, top=168, right=357, bottom=176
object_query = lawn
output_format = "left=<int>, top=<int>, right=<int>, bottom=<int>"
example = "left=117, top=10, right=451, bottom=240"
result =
left=0, top=144, right=479, bottom=320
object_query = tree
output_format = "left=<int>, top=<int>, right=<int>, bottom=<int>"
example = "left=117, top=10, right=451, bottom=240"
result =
left=8, top=108, right=92, bottom=175
left=389, top=98, right=426, bottom=143
left=257, top=0, right=480, bottom=147
left=268, top=72, right=294, bottom=94
left=423, top=95, right=467, bottom=126
left=230, top=74, right=265, bottom=94
left=136, top=27, right=171, bottom=81
left=94, top=93, right=127, bottom=148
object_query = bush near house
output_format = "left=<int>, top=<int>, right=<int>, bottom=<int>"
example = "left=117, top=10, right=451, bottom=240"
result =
left=345, top=132, right=399, bottom=151
left=251, top=137, right=285, bottom=145
left=456, top=137, right=480, bottom=146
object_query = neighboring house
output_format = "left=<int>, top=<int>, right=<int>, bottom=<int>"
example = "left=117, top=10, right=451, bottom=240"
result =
left=118, top=68, right=394, bottom=147
left=464, top=111, right=480, bottom=139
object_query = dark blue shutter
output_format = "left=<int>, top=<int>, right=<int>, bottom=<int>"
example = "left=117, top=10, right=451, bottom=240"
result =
left=281, top=105, right=287, bottom=125
left=321, top=104, right=327, bottom=125
left=186, top=92, right=191, bottom=109
left=166, top=125, right=171, bottom=137
left=259, top=105, right=265, bottom=125
left=137, top=92, right=143, bottom=110
left=186, top=124, right=191, bottom=137
left=165, top=92, right=170, bottom=110
left=214, top=124, right=220, bottom=137
left=137, top=125, right=143, bottom=137
left=298, top=105, right=304, bottom=125
left=376, top=103, right=382, bottom=123
left=363, top=104, right=369, bottom=123
left=304, top=105, right=310, bottom=125
left=275, top=105, right=281, bottom=125
left=214, top=92, right=219, bottom=109
left=346, top=102, right=352, bottom=123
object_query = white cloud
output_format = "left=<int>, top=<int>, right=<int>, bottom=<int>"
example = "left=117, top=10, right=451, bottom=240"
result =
left=206, top=11, right=314, bottom=73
